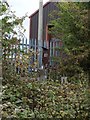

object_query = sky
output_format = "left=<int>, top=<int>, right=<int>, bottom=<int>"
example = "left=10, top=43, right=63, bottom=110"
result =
left=7, top=0, right=49, bottom=40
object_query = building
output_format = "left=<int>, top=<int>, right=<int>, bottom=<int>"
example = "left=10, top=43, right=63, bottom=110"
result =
left=29, top=2, right=63, bottom=67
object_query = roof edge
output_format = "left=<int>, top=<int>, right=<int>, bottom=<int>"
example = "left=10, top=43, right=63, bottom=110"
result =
left=29, top=1, right=50, bottom=18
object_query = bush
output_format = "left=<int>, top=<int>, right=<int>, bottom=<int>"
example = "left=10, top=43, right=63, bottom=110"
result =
left=2, top=79, right=90, bottom=119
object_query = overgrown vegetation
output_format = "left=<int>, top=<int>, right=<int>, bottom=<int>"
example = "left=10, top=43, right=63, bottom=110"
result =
left=2, top=79, right=90, bottom=119
left=50, top=2, right=90, bottom=84
left=1, top=1, right=90, bottom=119
left=1, top=0, right=26, bottom=84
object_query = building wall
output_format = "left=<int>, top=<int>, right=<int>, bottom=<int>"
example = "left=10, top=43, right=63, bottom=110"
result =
left=29, top=2, right=58, bottom=41
left=29, top=2, right=61, bottom=66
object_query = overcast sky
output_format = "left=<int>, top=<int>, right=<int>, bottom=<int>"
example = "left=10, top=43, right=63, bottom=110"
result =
left=7, top=0, right=49, bottom=40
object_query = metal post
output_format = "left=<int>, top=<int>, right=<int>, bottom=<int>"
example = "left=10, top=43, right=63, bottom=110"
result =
left=53, top=41, right=55, bottom=56
left=50, top=41, right=52, bottom=65
left=26, top=38, right=27, bottom=53
left=35, top=39, right=36, bottom=61
left=38, top=0, right=43, bottom=68
left=29, top=39, right=31, bottom=49
left=22, top=38, right=24, bottom=50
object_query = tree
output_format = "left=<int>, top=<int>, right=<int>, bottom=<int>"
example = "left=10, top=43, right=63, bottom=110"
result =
left=0, top=0, right=27, bottom=84
left=51, top=2, right=89, bottom=46
left=50, top=2, right=90, bottom=84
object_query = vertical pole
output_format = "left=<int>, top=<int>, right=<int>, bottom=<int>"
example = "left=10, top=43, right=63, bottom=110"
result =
left=53, top=41, right=55, bottom=56
left=35, top=39, right=36, bottom=62
left=26, top=38, right=27, bottom=53
left=29, top=39, right=31, bottom=49
left=38, top=0, right=43, bottom=68
left=50, top=41, right=52, bottom=65
left=22, top=38, right=24, bottom=50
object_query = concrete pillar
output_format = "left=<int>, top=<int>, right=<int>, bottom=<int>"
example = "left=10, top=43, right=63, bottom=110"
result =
left=38, top=0, right=43, bottom=68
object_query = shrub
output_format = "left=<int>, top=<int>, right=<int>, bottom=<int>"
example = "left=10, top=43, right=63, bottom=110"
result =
left=2, top=79, right=90, bottom=119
